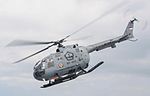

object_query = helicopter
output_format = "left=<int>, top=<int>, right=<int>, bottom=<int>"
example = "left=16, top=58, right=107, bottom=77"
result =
left=7, top=18, right=137, bottom=88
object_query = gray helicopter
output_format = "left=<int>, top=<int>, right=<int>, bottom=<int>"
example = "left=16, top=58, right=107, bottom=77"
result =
left=7, top=18, right=137, bottom=88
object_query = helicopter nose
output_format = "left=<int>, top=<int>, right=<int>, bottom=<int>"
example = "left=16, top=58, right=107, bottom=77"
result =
left=33, top=70, right=45, bottom=81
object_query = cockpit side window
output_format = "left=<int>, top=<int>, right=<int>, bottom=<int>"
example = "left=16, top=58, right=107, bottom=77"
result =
left=47, top=59, right=54, bottom=68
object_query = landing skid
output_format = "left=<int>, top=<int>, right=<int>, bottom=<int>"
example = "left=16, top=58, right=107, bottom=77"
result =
left=41, top=73, right=78, bottom=88
left=41, top=61, right=104, bottom=88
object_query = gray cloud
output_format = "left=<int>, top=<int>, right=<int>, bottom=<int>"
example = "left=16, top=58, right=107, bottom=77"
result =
left=0, top=0, right=150, bottom=96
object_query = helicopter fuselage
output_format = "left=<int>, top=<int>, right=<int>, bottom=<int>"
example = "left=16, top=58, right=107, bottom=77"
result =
left=33, top=44, right=90, bottom=81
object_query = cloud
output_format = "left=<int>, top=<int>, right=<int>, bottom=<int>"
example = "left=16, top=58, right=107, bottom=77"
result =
left=0, top=0, right=150, bottom=96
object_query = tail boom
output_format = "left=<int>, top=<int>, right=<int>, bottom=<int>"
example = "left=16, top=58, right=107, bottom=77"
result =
left=86, top=18, right=137, bottom=53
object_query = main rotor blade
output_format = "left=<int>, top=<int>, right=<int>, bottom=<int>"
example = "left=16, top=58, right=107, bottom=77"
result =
left=6, top=40, right=54, bottom=47
left=62, top=1, right=127, bottom=41
left=14, top=44, right=55, bottom=63
left=68, top=35, right=92, bottom=41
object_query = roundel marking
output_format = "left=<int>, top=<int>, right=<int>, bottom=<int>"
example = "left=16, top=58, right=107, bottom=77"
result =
left=65, top=52, right=74, bottom=61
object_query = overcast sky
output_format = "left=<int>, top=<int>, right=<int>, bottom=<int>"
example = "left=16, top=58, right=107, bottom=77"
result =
left=0, top=0, right=150, bottom=96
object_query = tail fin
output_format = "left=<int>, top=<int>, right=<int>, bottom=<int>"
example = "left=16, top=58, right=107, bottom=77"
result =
left=123, top=18, right=138, bottom=39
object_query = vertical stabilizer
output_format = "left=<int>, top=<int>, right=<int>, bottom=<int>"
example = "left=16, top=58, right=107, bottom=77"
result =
left=123, top=18, right=138, bottom=38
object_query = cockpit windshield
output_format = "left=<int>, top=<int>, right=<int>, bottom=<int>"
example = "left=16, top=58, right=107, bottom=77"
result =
left=34, top=60, right=45, bottom=70
left=34, top=58, right=54, bottom=70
